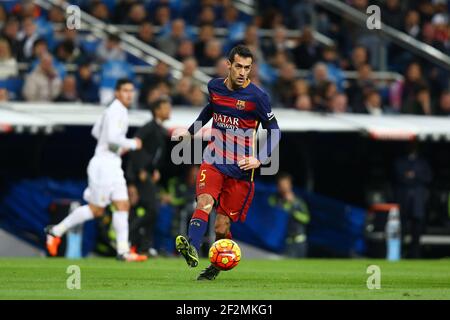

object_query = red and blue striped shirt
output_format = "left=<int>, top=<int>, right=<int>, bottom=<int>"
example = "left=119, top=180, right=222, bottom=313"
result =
left=188, top=78, right=281, bottom=181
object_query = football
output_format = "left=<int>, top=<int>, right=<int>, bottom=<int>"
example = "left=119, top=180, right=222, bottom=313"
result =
left=209, top=239, right=241, bottom=271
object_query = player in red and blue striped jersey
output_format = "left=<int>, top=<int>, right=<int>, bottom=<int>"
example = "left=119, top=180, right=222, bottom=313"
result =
left=175, top=45, right=281, bottom=280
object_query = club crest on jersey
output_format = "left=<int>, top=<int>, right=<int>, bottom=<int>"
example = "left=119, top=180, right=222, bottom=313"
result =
left=236, top=100, right=246, bottom=110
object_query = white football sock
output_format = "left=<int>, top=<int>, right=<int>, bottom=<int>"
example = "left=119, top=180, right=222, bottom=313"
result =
left=113, top=211, right=130, bottom=255
left=52, top=205, right=94, bottom=237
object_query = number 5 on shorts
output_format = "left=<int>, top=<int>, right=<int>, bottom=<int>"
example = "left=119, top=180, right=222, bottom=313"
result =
left=199, top=169, right=206, bottom=182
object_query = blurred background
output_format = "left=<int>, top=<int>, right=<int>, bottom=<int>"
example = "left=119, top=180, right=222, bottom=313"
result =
left=0, top=0, right=450, bottom=260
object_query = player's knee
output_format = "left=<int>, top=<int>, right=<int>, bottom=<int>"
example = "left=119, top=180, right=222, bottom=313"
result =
left=89, top=204, right=104, bottom=217
left=113, top=201, right=130, bottom=212
left=196, top=194, right=214, bottom=213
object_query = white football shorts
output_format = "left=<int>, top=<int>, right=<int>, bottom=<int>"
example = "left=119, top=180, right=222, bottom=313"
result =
left=82, top=155, right=128, bottom=207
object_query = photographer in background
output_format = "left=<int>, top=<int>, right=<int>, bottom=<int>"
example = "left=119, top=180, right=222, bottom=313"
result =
left=269, top=173, right=310, bottom=258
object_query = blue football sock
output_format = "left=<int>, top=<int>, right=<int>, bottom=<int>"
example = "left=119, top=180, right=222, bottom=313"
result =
left=188, top=218, right=208, bottom=252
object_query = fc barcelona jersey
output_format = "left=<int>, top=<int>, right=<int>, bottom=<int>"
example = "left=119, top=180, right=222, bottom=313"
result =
left=188, top=78, right=280, bottom=181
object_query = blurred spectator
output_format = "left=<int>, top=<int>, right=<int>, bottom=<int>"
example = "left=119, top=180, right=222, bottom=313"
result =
left=172, top=77, right=192, bottom=105
left=420, top=22, right=446, bottom=51
left=60, top=28, right=81, bottom=47
left=268, top=173, right=310, bottom=258
left=197, top=5, right=216, bottom=26
left=382, top=0, right=404, bottom=30
left=345, top=45, right=369, bottom=71
left=213, top=57, right=229, bottom=78
left=0, top=87, right=8, bottom=102
left=436, top=91, right=450, bottom=116
left=182, top=56, right=199, bottom=79
left=96, top=33, right=126, bottom=63
left=394, top=142, right=432, bottom=258
left=0, top=5, right=7, bottom=30
left=321, top=45, right=344, bottom=91
left=0, top=38, right=18, bottom=79
left=310, top=62, right=331, bottom=110
left=235, top=25, right=265, bottom=64
left=291, top=27, right=322, bottom=69
left=137, top=21, right=158, bottom=48
left=157, top=19, right=186, bottom=57
left=402, top=85, right=433, bottom=115
left=261, top=25, right=290, bottom=60
left=11, top=1, right=41, bottom=19
left=294, top=94, right=313, bottom=111
left=431, top=13, right=449, bottom=44
left=18, top=17, right=40, bottom=62
left=198, top=39, right=223, bottom=67
left=257, top=7, right=284, bottom=29
left=152, top=5, right=171, bottom=27
left=90, top=1, right=111, bottom=23
left=216, top=4, right=241, bottom=29
left=126, top=96, right=172, bottom=255
left=175, top=39, right=195, bottom=61
left=22, top=53, right=62, bottom=102
left=346, top=63, right=376, bottom=110
left=328, top=93, right=348, bottom=113
left=54, top=40, right=84, bottom=65
left=194, top=24, right=215, bottom=63
left=189, top=85, right=207, bottom=106
left=55, top=75, right=79, bottom=102
left=139, top=60, right=172, bottom=107
left=403, top=10, right=421, bottom=38
left=1, top=18, right=21, bottom=57
left=47, top=5, right=66, bottom=24
left=76, top=62, right=99, bottom=103
left=293, top=79, right=310, bottom=99
left=30, top=38, right=49, bottom=61
left=355, top=90, right=385, bottom=115
left=399, top=62, right=431, bottom=115
left=272, top=61, right=297, bottom=107
left=113, top=0, right=139, bottom=24
left=123, top=3, right=148, bottom=25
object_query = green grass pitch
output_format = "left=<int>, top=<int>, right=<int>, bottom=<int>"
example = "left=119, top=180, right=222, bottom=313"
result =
left=0, top=257, right=449, bottom=300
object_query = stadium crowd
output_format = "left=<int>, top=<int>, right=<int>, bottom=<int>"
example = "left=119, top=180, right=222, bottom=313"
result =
left=0, top=0, right=449, bottom=114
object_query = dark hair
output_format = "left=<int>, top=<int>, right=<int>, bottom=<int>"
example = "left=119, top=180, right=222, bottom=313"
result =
left=108, top=33, right=121, bottom=43
left=150, top=95, right=171, bottom=116
left=115, top=78, right=133, bottom=91
left=227, top=45, right=254, bottom=63
left=277, top=172, right=292, bottom=182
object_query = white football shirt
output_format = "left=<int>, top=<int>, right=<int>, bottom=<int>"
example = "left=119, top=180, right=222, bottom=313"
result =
left=91, top=98, right=137, bottom=159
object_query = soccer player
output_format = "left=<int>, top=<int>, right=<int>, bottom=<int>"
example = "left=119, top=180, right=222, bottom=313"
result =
left=45, top=78, right=148, bottom=262
left=175, top=45, right=281, bottom=280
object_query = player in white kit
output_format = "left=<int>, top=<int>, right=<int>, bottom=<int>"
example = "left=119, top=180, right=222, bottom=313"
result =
left=45, top=79, right=148, bottom=262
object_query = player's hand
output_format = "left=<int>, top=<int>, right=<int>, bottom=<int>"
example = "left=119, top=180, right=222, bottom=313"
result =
left=285, top=191, right=295, bottom=203
left=135, top=138, right=143, bottom=150
left=120, top=148, right=129, bottom=156
left=152, top=169, right=161, bottom=183
left=238, top=156, right=261, bottom=171
left=139, top=170, right=148, bottom=182
left=172, top=128, right=191, bottom=141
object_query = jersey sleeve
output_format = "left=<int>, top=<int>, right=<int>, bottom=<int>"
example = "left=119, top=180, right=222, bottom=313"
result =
left=256, top=92, right=281, bottom=164
left=256, top=92, right=278, bottom=130
left=106, top=110, right=138, bottom=150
